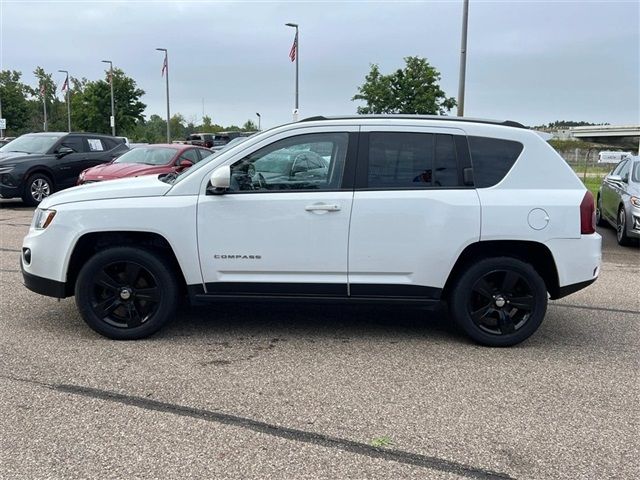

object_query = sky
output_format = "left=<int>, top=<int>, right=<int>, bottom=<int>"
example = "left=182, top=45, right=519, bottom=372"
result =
left=1, top=0, right=638, bottom=130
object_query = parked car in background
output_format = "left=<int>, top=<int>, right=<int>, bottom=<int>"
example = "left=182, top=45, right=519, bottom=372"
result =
left=596, top=156, right=640, bottom=245
left=78, top=144, right=211, bottom=184
left=212, top=131, right=255, bottom=148
left=0, top=132, right=128, bottom=205
left=211, top=135, right=251, bottom=154
left=186, top=133, right=215, bottom=148
left=0, top=137, right=16, bottom=147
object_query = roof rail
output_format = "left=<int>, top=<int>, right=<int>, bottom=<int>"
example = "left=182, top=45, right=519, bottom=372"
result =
left=299, top=115, right=527, bottom=129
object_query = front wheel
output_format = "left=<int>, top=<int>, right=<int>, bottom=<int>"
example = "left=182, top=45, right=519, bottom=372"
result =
left=75, top=247, right=179, bottom=339
left=616, top=206, right=632, bottom=246
left=22, top=173, right=53, bottom=206
left=448, top=257, right=548, bottom=347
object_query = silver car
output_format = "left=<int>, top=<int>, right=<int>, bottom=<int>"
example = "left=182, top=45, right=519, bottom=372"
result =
left=596, top=156, right=640, bottom=245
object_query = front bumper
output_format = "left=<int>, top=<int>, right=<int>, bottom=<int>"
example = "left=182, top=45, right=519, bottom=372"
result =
left=21, top=258, right=67, bottom=298
left=628, top=207, right=640, bottom=239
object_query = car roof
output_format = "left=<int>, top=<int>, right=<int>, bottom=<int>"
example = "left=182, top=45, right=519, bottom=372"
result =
left=135, top=143, right=205, bottom=150
left=300, top=115, right=528, bottom=129
left=26, top=132, right=116, bottom=137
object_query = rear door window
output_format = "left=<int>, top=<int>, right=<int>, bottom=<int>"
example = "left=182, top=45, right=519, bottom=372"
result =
left=85, top=138, right=106, bottom=152
left=467, top=136, right=523, bottom=188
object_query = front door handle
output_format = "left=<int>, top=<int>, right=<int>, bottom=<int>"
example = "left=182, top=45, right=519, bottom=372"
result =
left=305, top=203, right=341, bottom=212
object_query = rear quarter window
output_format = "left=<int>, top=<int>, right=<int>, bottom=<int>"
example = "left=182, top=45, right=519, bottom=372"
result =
left=468, top=136, right=523, bottom=188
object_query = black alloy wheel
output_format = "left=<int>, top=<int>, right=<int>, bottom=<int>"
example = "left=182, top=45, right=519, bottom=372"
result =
left=75, top=247, right=178, bottom=339
left=449, top=257, right=547, bottom=347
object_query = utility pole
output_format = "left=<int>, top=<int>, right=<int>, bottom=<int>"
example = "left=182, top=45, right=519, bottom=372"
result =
left=256, top=112, right=261, bottom=131
left=102, top=60, right=116, bottom=135
left=457, top=0, right=470, bottom=117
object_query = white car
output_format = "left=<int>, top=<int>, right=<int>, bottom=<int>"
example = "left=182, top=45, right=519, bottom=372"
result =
left=21, top=116, right=601, bottom=346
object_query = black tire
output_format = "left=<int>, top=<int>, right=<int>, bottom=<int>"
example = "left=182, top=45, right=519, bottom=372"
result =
left=616, top=206, right=632, bottom=246
left=595, top=195, right=607, bottom=227
left=448, top=257, right=547, bottom=347
left=75, top=247, right=179, bottom=340
left=22, top=173, right=53, bottom=206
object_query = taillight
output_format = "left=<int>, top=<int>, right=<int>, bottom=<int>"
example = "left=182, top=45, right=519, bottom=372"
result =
left=580, top=191, right=596, bottom=234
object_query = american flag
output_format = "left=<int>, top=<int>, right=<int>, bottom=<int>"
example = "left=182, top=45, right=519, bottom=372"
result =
left=289, top=33, right=298, bottom=62
left=61, top=77, right=69, bottom=92
left=161, top=56, right=168, bottom=76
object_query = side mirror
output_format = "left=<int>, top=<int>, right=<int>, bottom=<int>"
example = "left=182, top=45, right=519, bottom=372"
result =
left=208, top=165, right=230, bottom=194
left=56, top=146, right=74, bottom=157
left=608, top=174, right=623, bottom=184
left=178, top=159, right=194, bottom=168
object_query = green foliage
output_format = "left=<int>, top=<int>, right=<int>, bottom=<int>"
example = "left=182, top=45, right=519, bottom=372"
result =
left=535, top=120, right=609, bottom=129
left=352, top=56, right=456, bottom=115
left=242, top=119, right=257, bottom=131
left=0, top=70, right=32, bottom=135
left=71, top=68, right=145, bottom=135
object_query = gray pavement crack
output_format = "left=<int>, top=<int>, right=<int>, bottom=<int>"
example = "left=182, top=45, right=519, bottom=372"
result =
left=0, top=247, right=21, bottom=252
left=0, top=373, right=513, bottom=479
left=550, top=303, right=639, bottom=315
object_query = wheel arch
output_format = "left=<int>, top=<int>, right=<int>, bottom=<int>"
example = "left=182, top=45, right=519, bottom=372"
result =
left=65, top=231, right=187, bottom=297
left=443, top=240, right=561, bottom=300
left=23, top=167, right=57, bottom=193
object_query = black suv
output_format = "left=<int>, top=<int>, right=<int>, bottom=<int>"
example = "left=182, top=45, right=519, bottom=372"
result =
left=0, top=132, right=128, bottom=206
left=185, top=133, right=215, bottom=148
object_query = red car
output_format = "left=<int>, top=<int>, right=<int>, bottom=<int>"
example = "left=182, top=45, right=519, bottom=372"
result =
left=78, top=144, right=212, bottom=184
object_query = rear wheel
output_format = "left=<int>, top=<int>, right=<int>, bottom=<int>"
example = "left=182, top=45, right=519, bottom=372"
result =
left=22, top=173, right=53, bottom=206
left=75, top=247, right=178, bottom=339
left=595, top=195, right=607, bottom=227
left=448, top=257, right=547, bottom=347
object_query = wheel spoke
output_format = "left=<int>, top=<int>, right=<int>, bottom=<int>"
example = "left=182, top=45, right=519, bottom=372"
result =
left=471, top=304, right=493, bottom=322
left=96, top=271, right=120, bottom=292
left=126, top=303, right=143, bottom=328
left=501, top=271, right=519, bottom=293
left=509, top=295, right=534, bottom=311
left=497, top=310, right=516, bottom=334
left=125, top=263, right=142, bottom=286
left=95, top=296, right=120, bottom=319
left=473, top=278, right=494, bottom=299
left=135, top=287, right=159, bottom=303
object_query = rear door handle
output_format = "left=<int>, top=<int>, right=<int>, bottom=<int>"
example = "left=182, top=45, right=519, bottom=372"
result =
left=305, top=203, right=341, bottom=212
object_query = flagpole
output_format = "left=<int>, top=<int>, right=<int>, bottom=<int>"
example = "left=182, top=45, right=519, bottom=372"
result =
left=157, top=48, right=171, bottom=143
left=286, top=23, right=299, bottom=121
left=59, top=70, right=71, bottom=132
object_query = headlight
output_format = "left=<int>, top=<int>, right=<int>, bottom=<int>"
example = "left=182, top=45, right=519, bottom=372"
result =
left=630, top=196, right=640, bottom=208
left=34, top=209, right=56, bottom=229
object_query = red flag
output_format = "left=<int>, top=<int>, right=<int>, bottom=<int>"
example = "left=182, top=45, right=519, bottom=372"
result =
left=289, top=33, right=298, bottom=62
left=161, top=56, right=168, bottom=76
left=61, top=77, right=69, bottom=92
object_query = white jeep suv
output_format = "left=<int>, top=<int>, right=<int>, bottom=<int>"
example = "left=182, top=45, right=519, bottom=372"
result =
left=21, top=116, right=601, bottom=346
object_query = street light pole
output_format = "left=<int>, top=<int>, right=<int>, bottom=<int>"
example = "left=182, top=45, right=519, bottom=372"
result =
left=157, top=48, right=171, bottom=143
left=457, top=0, right=470, bottom=117
left=58, top=70, right=71, bottom=132
left=256, top=112, right=261, bottom=131
left=101, top=60, right=115, bottom=135
left=285, top=22, right=299, bottom=121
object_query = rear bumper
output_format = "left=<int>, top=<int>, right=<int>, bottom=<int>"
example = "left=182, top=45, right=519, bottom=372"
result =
left=546, top=234, right=601, bottom=299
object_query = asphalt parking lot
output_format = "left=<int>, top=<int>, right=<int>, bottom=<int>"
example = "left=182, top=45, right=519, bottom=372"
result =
left=0, top=199, right=638, bottom=480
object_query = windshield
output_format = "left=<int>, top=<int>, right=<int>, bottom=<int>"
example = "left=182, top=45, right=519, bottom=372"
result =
left=115, top=147, right=176, bottom=165
left=632, top=161, right=640, bottom=183
left=0, top=134, right=63, bottom=154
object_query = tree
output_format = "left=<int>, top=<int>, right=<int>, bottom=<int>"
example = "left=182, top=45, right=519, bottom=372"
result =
left=352, top=56, right=456, bottom=115
left=0, top=70, right=32, bottom=135
left=71, top=68, right=145, bottom=135
left=242, top=120, right=257, bottom=131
